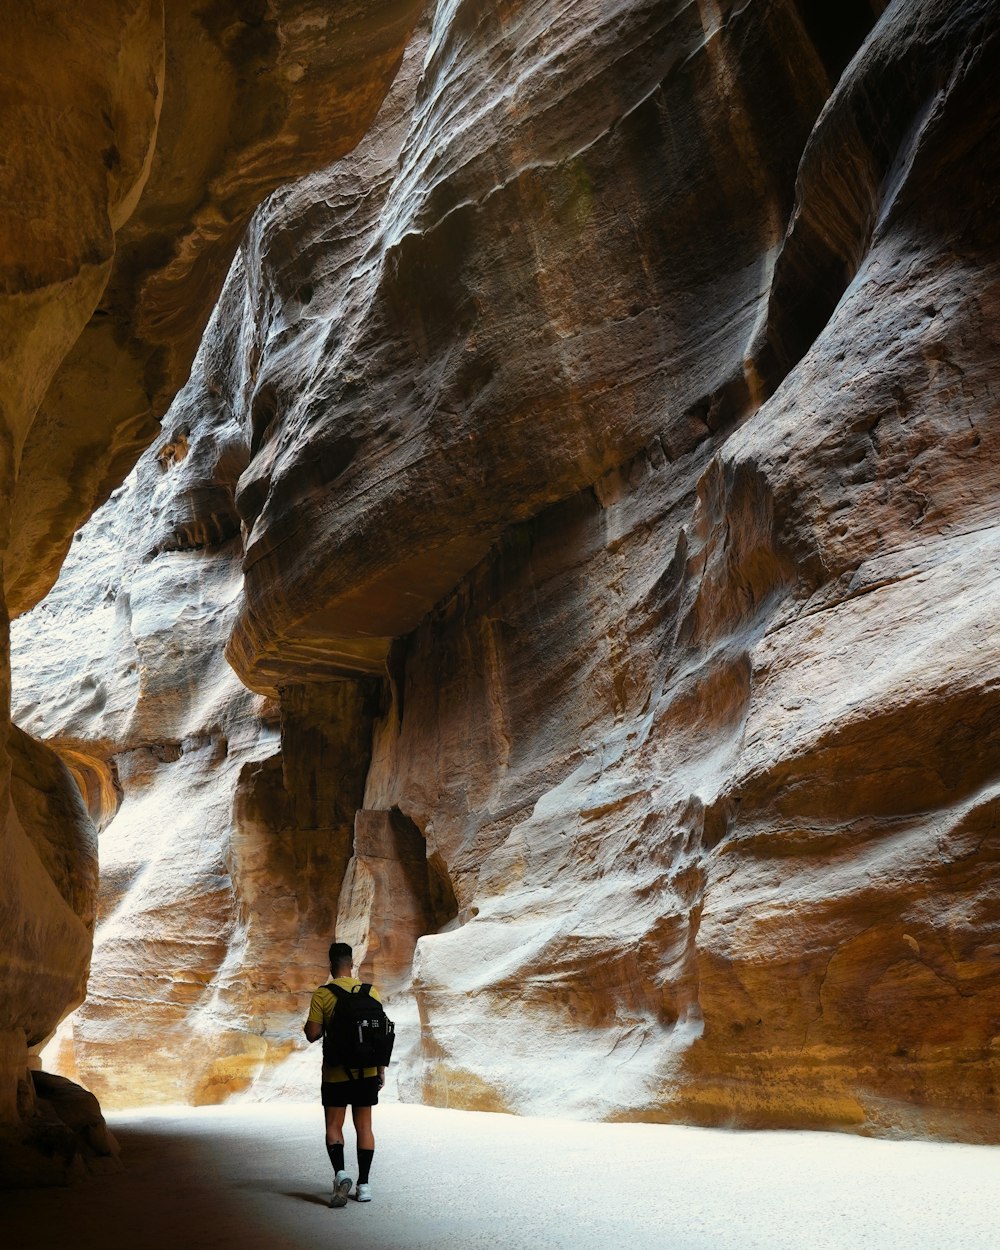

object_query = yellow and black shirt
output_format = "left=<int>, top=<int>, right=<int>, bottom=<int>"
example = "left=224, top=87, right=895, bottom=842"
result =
left=308, top=976, right=383, bottom=1083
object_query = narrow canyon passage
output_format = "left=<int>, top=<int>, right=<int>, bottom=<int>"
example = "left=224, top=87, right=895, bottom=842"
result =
left=5, top=1104, right=998, bottom=1250
left=4, top=0, right=1000, bottom=1192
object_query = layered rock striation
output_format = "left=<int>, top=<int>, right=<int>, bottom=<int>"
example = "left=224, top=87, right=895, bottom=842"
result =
left=13, top=0, right=1000, bottom=1141
left=1, top=0, right=423, bottom=1182
left=13, top=344, right=376, bottom=1105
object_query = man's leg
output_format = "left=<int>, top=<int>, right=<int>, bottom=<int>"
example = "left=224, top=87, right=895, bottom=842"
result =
left=325, top=1103, right=353, bottom=1207
left=352, top=1104, right=375, bottom=1199
left=325, top=1104, right=348, bottom=1168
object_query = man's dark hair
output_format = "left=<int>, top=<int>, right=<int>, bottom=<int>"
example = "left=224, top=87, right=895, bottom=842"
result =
left=328, top=941, right=353, bottom=970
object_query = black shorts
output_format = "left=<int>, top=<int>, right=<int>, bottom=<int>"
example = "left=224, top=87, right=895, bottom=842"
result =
left=321, top=1076, right=380, bottom=1108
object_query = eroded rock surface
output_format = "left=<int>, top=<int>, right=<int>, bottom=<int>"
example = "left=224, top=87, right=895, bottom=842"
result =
left=1, top=0, right=422, bottom=1180
left=12, top=286, right=381, bottom=1109
left=225, top=0, right=839, bottom=688
left=2, top=0, right=424, bottom=616
left=14, top=0, right=1000, bottom=1140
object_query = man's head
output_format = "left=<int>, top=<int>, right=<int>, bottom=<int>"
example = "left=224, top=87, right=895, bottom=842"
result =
left=328, top=941, right=353, bottom=976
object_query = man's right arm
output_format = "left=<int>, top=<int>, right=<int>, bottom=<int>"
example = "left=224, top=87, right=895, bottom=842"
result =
left=304, top=988, right=325, bottom=1043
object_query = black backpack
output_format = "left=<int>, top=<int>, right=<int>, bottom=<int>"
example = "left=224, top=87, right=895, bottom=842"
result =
left=322, top=983, right=395, bottom=1077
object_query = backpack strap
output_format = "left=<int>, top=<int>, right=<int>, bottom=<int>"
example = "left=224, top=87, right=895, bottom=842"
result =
left=323, top=983, right=357, bottom=1078
left=324, top=982, right=371, bottom=998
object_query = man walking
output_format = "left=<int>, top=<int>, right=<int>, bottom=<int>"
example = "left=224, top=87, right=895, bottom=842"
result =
left=304, top=941, right=386, bottom=1205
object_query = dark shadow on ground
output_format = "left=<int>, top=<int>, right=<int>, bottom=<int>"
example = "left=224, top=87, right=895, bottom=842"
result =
left=2, top=1116, right=340, bottom=1250
left=278, top=1190, right=329, bottom=1206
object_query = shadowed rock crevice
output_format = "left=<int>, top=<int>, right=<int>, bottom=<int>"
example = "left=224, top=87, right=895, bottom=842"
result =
left=0, top=1070, right=120, bottom=1190
left=792, top=0, right=881, bottom=85
left=338, top=806, right=460, bottom=995
left=754, top=0, right=1000, bottom=396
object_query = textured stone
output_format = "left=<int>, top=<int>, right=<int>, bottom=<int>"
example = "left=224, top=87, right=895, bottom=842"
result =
left=13, top=0, right=1000, bottom=1143
left=0, top=0, right=423, bottom=1178
left=12, top=323, right=379, bottom=1108
left=224, top=0, right=837, bottom=690
left=2, top=0, right=425, bottom=616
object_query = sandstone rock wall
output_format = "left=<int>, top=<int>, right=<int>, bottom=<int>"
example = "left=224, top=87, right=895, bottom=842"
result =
left=13, top=0, right=1000, bottom=1142
left=2, top=0, right=425, bottom=617
left=12, top=279, right=379, bottom=1110
left=12, top=21, right=439, bottom=1112
left=1, top=0, right=423, bottom=1182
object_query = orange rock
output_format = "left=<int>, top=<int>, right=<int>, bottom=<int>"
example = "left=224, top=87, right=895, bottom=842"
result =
left=10, top=0, right=1000, bottom=1149
left=0, top=0, right=423, bottom=1182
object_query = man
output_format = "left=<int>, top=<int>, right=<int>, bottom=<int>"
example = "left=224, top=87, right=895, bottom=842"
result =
left=304, top=941, right=386, bottom=1206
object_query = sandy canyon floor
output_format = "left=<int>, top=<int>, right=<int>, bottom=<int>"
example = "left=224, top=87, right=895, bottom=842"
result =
left=4, top=1103, right=997, bottom=1249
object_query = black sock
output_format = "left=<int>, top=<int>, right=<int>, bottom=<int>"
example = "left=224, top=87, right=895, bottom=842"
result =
left=326, top=1141, right=345, bottom=1173
left=357, top=1147, right=374, bottom=1184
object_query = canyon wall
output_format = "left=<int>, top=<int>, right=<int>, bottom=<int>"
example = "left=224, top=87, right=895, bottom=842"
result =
left=0, top=0, right=423, bottom=1183
left=12, top=0, right=1000, bottom=1143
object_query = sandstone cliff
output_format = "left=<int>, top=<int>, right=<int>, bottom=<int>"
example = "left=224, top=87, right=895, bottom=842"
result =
left=13, top=0, right=1000, bottom=1143
left=0, top=0, right=422, bottom=1183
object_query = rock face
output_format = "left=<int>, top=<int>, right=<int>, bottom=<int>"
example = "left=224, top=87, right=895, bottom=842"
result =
left=225, top=0, right=837, bottom=688
left=1, top=0, right=424, bottom=616
left=12, top=0, right=1000, bottom=1141
left=12, top=350, right=376, bottom=1106
left=11, top=24, right=447, bottom=1112
left=0, top=0, right=423, bottom=1181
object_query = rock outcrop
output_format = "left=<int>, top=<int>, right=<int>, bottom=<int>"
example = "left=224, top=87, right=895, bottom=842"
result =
left=1, top=0, right=422, bottom=1182
left=12, top=0, right=1000, bottom=1142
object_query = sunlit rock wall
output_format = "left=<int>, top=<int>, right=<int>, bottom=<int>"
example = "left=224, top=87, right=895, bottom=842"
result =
left=15, top=0, right=1000, bottom=1141
left=0, top=0, right=423, bottom=1181
left=12, top=282, right=379, bottom=1109
left=232, top=0, right=1000, bottom=1138
left=12, top=20, right=439, bottom=1111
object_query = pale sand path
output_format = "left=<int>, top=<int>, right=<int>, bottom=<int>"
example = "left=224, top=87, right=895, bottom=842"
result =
left=4, top=1103, right=998, bottom=1250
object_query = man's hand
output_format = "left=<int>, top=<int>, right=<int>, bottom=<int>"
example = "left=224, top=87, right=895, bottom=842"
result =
left=377, top=1067, right=386, bottom=1088
left=304, top=1020, right=322, bottom=1043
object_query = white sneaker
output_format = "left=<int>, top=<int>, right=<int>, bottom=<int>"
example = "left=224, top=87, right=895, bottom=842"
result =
left=330, top=1170, right=352, bottom=1207
left=355, top=1182, right=372, bottom=1202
